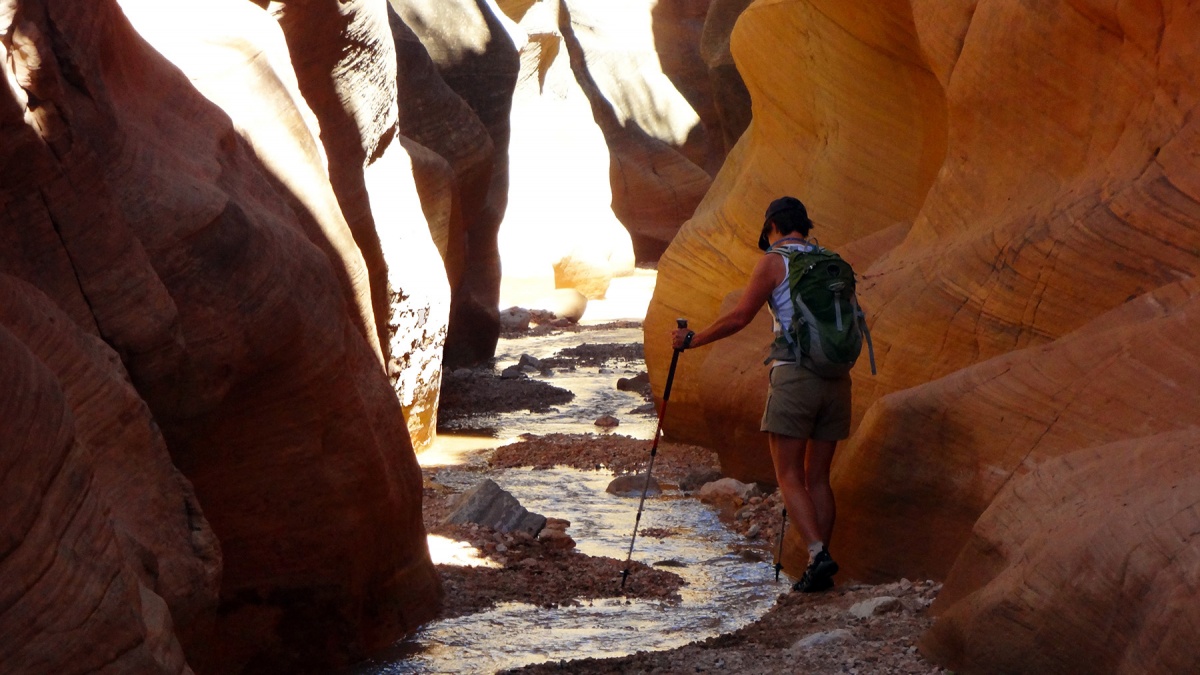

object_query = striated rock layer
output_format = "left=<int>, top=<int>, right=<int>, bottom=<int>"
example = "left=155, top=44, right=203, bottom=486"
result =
left=646, top=0, right=946, bottom=482
left=0, top=276, right=208, bottom=675
left=1, top=0, right=439, bottom=671
left=646, top=1, right=1200, bottom=671
left=920, top=429, right=1200, bottom=674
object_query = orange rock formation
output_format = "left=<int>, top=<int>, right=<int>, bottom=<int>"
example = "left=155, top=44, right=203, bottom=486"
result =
left=646, top=1, right=1200, bottom=671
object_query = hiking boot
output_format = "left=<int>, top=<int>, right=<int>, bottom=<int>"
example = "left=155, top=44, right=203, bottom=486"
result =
left=791, top=548, right=838, bottom=593
left=793, top=574, right=834, bottom=593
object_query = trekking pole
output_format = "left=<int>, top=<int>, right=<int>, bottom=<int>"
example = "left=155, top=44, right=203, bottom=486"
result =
left=621, top=318, right=689, bottom=589
left=774, top=507, right=788, bottom=582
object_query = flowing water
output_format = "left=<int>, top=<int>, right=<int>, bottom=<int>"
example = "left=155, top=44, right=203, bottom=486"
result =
left=356, top=292, right=782, bottom=673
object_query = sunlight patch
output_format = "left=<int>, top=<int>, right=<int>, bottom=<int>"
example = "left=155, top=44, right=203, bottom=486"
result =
left=427, top=534, right=501, bottom=568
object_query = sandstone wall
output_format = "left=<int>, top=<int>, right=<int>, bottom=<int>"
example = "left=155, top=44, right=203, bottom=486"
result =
left=395, top=0, right=733, bottom=319
left=265, top=0, right=450, bottom=451
left=646, top=1, right=1200, bottom=671
left=0, top=276, right=204, bottom=675
left=921, top=428, right=1200, bottom=674
left=647, top=0, right=947, bottom=480
left=390, top=0, right=518, bottom=365
left=1, top=0, right=440, bottom=671
left=558, top=0, right=714, bottom=263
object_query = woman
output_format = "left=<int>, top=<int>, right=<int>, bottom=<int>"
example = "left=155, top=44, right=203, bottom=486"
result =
left=671, top=196, right=850, bottom=592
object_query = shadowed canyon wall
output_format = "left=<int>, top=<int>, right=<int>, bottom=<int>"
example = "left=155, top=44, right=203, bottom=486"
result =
left=646, top=0, right=1200, bottom=672
left=1, top=0, right=441, bottom=671
left=3, top=0, right=736, bottom=668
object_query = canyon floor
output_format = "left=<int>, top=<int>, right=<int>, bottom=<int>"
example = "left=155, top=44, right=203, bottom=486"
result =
left=413, top=323, right=949, bottom=674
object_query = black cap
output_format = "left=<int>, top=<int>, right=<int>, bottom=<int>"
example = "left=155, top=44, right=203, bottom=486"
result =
left=763, top=196, right=808, bottom=228
left=759, top=196, right=809, bottom=250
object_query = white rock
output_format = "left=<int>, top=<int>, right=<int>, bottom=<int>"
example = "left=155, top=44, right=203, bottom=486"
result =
left=499, top=306, right=531, bottom=331
left=849, top=596, right=902, bottom=619
left=528, top=288, right=588, bottom=323
left=791, top=628, right=855, bottom=650
left=698, top=477, right=764, bottom=504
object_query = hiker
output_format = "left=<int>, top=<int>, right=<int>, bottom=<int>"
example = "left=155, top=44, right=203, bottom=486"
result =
left=671, top=196, right=867, bottom=593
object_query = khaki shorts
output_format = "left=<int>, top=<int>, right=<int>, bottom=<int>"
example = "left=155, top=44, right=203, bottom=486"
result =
left=760, top=363, right=852, bottom=441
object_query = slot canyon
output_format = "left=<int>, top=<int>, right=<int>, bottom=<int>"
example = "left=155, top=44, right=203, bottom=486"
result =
left=1, top=1, right=1197, bottom=674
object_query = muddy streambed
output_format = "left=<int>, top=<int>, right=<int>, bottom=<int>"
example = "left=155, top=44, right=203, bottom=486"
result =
left=354, top=325, right=787, bottom=673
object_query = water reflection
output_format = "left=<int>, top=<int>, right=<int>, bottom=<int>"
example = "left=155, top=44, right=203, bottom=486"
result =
left=361, top=462, right=781, bottom=674
left=359, top=321, right=780, bottom=673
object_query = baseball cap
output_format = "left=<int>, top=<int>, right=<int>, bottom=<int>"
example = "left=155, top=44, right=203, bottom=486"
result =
left=759, top=196, right=809, bottom=250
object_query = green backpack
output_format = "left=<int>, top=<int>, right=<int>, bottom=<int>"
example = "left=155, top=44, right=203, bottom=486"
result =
left=765, top=244, right=876, bottom=377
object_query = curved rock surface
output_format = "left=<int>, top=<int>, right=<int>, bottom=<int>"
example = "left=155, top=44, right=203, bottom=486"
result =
left=920, top=429, right=1200, bottom=674
left=266, top=0, right=450, bottom=451
left=2, top=0, right=439, bottom=671
left=0, top=276, right=206, bottom=675
left=392, top=0, right=520, bottom=366
left=559, top=0, right=714, bottom=262
left=497, top=0, right=636, bottom=305
left=647, top=0, right=946, bottom=478
left=646, top=2, right=1200, bottom=671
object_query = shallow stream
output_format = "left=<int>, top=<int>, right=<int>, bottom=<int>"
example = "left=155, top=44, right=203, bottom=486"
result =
left=356, top=325, right=783, bottom=674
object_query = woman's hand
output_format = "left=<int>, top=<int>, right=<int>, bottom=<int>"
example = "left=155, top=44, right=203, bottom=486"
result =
left=671, top=327, right=695, bottom=350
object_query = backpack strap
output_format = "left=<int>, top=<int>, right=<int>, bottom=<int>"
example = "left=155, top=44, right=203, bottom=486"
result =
left=761, top=244, right=820, bottom=365
left=852, top=295, right=877, bottom=375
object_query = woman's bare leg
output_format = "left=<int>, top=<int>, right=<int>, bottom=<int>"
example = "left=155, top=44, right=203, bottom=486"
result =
left=767, top=432, right=824, bottom=547
left=805, top=439, right=837, bottom=546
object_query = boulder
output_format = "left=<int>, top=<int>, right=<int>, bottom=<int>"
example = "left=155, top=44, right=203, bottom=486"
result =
left=678, top=467, right=723, bottom=492
left=849, top=597, right=901, bottom=620
left=444, top=479, right=548, bottom=535
left=538, top=517, right=577, bottom=550
left=499, top=306, right=533, bottom=332
left=527, top=288, right=589, bottom=324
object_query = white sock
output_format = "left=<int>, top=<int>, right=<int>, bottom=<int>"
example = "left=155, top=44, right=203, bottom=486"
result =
left=808, top=541, right=825, bottom=560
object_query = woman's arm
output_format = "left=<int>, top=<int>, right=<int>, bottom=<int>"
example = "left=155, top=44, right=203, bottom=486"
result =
left=671, top=253, right=783, bottom=350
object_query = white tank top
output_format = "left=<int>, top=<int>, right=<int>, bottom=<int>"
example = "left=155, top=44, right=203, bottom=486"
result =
left=766, top=243, right=814, bottom=365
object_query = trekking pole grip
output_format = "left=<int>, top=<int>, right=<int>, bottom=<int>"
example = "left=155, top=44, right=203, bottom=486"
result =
left=663, top=318, right=687, bottom=402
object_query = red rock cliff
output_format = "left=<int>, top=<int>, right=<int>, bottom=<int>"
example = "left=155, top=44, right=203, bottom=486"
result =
left=1, top=0, right=440, bottom=671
